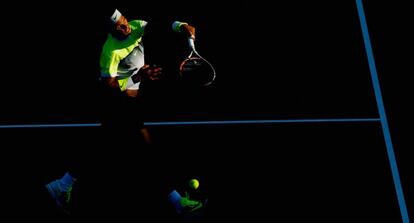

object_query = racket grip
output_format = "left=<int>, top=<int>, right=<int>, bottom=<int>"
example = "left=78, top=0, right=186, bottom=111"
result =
left=188, top=38, right=195, bottom=50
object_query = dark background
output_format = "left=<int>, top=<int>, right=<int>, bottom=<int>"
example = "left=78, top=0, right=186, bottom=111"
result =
left=1, top=0, right=411, bottom=221
left=364, top=0, right=413, bottom=220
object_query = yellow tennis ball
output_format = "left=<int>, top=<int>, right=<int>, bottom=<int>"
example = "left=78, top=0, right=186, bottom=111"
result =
left=189, top=179, right=199, bottom=190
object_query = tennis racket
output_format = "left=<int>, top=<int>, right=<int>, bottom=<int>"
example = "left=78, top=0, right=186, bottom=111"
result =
left=179, top=38, right=216, bottom=86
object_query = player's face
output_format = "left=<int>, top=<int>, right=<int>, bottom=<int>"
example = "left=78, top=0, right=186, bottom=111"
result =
left=113, top=16, right=131, bottom=39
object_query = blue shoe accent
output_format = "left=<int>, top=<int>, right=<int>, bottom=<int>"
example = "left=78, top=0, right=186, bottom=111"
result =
left=168, top=190, right=183, bottom=214
left=45, top=179, right=75, bottom=214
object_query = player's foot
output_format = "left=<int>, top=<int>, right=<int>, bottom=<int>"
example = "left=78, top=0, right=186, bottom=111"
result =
left=45, top=179, right=75, bottom=214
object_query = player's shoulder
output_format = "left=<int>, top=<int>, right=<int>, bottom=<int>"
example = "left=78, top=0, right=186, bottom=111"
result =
left=129, top=20, right=148, bottom=29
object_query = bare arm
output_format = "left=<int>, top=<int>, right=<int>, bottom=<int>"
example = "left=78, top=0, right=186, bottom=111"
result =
left=103, top=76, right=120, bottom=89
left=180, top=24, right=196, bottom=39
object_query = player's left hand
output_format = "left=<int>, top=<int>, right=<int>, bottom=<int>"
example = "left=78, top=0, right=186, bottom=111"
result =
left=182, top=24, right=196, bottom=40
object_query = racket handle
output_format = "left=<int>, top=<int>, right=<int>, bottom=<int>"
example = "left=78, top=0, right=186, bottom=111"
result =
left=188, top=38, right=195, bottom=50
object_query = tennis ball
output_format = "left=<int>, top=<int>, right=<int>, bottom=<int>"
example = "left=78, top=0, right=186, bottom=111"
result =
left=189, top=179, right=199, bottom=190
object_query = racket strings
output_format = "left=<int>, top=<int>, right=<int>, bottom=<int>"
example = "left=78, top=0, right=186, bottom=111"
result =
left=180, top=48, right=216, bottom=86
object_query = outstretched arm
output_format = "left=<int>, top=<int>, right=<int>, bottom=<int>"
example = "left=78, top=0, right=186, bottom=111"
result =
left=172, top=21, right=196, bottom=39
left=104, top=76, right=120, bottom=89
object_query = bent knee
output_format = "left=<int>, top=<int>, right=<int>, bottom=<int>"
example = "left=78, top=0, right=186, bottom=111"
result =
left=125, top=89, right=139, bottom=98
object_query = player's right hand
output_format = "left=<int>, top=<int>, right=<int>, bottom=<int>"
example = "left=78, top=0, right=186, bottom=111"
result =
left=139, top=64, right=162, bottom=81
